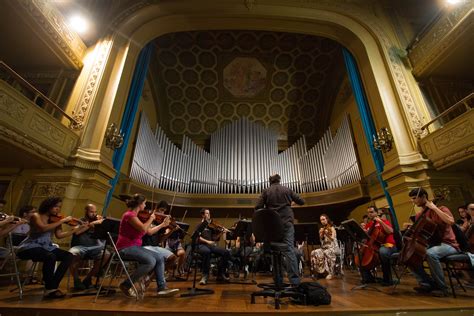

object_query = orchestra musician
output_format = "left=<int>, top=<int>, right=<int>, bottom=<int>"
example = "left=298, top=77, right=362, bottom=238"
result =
left=255, top=173, right=305, bottom=286
left=142, top=201, right=179, bottom=277
left=456, top=205, right=471, bottom=233
left=361, top=206, right=397, bottom=286
left=310, top=214, right=339, bottom=280
left=16, top=196, right=76, bottom=299
left=116, top=194, right=178, bottom=297
left=68, top=204, right=111, bottom=290
left=0, top=210, right=29, bottom=259
left=196, top=208, right=231, bottom=285
left=407, top=188, right=459, bottom=297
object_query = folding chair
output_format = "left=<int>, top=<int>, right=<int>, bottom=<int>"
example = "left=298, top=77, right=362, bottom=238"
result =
left=0, top=233, right=23, bottom=299
left=94, top=232, right=142, bottom=302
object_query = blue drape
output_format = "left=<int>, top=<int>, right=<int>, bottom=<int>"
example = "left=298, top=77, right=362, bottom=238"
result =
left=103, top=42, right=154, bottom=214
left=342, top=48, right=399, bottom=230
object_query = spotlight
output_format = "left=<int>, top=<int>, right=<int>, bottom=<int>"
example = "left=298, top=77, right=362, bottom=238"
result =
left=68, top=15, right=89, bottom=34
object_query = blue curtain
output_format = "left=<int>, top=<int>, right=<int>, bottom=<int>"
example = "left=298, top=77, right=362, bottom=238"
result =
left=103, top=42, right=154, bottom=214
left=342, top=48, right=399, bottom=230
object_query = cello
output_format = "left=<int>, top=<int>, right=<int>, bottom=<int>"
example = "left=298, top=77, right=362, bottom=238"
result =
left=354, top=217, right=387, bottom=271
left=398, top=189, right=444, bottom=267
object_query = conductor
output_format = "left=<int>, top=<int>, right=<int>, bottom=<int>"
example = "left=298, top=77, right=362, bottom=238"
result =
left=255, top=174, right=305, bottom=286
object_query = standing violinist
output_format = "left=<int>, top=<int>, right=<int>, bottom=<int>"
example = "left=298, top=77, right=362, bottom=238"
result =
left=16, top=196, right=77, bottom=298
left=361, top=206, right=397, bottom=286
left=196, top=208, right=231, bottom=285
left=407, top=187, right=458, bottom=297
left=310, top=214, right=339, bottom=280
left=68, top=204, right=111, bottom=290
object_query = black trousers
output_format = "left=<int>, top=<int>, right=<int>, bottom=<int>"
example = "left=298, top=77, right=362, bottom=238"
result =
left=18, top=247, right=73, bottom=290
left=196, top=244, right=230, bottom=276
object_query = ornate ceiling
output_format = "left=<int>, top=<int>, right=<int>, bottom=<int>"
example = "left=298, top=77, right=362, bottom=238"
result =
left=151, top=30, right=345, bottom=149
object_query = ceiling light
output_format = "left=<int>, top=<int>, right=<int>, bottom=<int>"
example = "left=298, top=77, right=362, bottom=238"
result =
left=68, top=15, right=89, bottom=34
left=446, top=0, right=462, bottom=5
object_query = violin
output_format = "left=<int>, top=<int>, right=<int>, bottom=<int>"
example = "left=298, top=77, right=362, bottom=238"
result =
left=208, top=219, right=231, bottom=233
left=49, top=214, right=83, bottom=227
left=0, top=212, right=27, bottom=224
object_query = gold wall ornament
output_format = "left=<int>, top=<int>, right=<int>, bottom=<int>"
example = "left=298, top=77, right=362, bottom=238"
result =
left=104, top=123, right=124, bottom=150
left=373, top=127, right=394, bottom=153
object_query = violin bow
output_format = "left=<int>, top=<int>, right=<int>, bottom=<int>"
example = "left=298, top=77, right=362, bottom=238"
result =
left=168, top=186, right=179, bottom=216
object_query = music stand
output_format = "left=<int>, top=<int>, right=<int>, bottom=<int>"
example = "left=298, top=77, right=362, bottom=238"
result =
left=91, top=218, right=120, bottom=292
left=231, top=220, right=256, bottom=284
left=180, top=221, right=214, bottom=297
left=341, top=219, right=380, bottom=292
left=294, top=222, right=319, bottom=277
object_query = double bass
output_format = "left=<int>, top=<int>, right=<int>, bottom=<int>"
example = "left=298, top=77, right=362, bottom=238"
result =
left=354, top=218, right=387, bottom=270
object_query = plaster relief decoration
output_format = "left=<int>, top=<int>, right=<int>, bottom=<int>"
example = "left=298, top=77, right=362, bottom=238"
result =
left=0, top=90, right=28, bottom=122
left=433, top=120, right=472, bottom=150
left=18, top=0, right=86, bottom=68
left=0, top=125, right=66, bottom=166
left=29, top=115, right=66, bottom=146
left=34, top=183, right=67, bottom=197
left=222, top=57, right=268, bottom=99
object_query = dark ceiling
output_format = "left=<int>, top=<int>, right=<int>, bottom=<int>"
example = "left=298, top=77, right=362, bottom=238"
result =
left=151, top=30, right=346, bottom=149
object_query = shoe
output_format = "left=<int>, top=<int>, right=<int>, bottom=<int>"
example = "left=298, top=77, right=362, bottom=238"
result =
left=216, top=274, right=230, bottom=282
left=43, top=289, right=66, bottom=299
left=199, top=275, right=208, bottom=285
left=143, top=275, right=152, bottom=289
left=119, top=283, right=137, bottom=298
left=325, top=274, right=333, bottom=280
left=73, top=279, right=86, bottom=291
left=431, top=289, right=449, bottom=297
left=82, top=277, right=92, bottom=289
left=413, top=285, right=433, bottom=293
left=157, top=287, right=180, bottom=297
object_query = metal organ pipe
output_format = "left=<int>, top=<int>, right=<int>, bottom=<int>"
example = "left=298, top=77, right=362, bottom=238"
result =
left=130, top=115, right=360, bottom=194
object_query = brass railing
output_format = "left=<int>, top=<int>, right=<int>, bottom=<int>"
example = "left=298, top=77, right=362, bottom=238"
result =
left=421, top=93, right=474, bottom=135
left=0, top=61, right=78, bottom=128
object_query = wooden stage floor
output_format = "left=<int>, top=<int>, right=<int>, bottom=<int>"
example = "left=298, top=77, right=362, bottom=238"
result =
left=0, top=270, right=473, bottom=315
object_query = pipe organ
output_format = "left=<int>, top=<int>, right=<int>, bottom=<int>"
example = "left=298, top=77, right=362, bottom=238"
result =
left=131, top=115, right=361, bottom=194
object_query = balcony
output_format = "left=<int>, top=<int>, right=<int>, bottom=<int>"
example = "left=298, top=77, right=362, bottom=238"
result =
left=0, top=61, right=79, bottom=167
left=419, top=93, right=474, bottom=170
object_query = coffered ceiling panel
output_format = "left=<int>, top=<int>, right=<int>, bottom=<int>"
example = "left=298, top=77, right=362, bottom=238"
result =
left=151, top=30, right=344, bottom=148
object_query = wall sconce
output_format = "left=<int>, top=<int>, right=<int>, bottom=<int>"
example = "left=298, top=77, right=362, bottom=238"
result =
left=105, top=123, right=124, bottom=150
left=373, top=127, right=394, bottom=153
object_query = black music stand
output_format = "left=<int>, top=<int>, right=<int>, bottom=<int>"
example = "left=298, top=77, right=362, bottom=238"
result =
left=341, top=219, right=380, bottom=292
left=180, top=221, right=214, bottom=297
left=91, top=218, right=120, bottom=293
left=294, top=222, right=319, bottom=277
left=231, top=220, right=256, bottom=284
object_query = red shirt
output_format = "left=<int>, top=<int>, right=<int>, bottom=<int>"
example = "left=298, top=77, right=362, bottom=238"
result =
left=116, top=210, right=145, bottom=250
left=365, top=218, right=396, bottom=246
left=415, top=205, right=459, bottom=250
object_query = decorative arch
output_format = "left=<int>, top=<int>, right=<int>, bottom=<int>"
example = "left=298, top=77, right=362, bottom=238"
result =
left=75, top=1, right=426, bottom=167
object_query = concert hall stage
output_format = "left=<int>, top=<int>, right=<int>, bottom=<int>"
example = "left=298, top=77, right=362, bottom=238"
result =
left=0, top=271, right=473, bottom=316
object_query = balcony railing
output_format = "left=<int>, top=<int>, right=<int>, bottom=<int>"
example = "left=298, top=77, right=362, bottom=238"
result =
left=421, top=93, right=473, bottom=135
left=419, top=93, right=474, bottom=170
left=0, top=61, right=78, bottom=128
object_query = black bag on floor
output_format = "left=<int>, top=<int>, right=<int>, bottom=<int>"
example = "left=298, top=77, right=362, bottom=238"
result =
left=296, top=282, right=331, bottom=306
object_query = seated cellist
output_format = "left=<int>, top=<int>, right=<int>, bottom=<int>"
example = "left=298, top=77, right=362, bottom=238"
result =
left=407, top=187, right=458, bottom=297
left=361, top=206, right=397, bottom=286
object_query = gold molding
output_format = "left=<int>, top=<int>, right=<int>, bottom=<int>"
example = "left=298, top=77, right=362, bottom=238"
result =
left=0, top=125, right=66, bottom=166
left=409, top=4, right=473, bottom=78
left=71, top=40, right=113, bottom=130
left=16, top=0, right=86, bottom=69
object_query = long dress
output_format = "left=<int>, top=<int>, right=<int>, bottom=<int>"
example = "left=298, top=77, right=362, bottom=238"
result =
left=311, top=226, right=339, bottom=276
